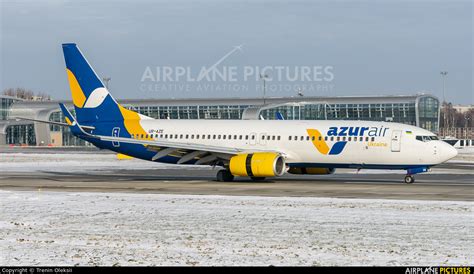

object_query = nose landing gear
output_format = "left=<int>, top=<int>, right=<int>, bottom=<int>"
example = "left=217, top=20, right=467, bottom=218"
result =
left=404, top=166, right=429, bottom=184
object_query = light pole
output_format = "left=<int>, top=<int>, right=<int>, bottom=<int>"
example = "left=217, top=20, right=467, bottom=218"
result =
left=103, top=77, right=111, bottom=90
left=440, top=71, right=448, bottom=131
left=260, top=74, right=269, bottom=105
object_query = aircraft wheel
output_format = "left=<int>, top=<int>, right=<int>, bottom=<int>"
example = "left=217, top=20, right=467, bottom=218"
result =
left=250, top=176, right=266, bottom=181
left=217, top=169, right=234, bottom=182
left=404, top=175, right=415, bottom=184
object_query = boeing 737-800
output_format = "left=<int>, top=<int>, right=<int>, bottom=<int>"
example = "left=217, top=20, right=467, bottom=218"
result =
left=22, top=44, right=458, bottom=184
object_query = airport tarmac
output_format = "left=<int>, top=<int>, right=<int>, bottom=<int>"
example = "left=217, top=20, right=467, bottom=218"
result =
left=0, top=149, right=472, bottom=201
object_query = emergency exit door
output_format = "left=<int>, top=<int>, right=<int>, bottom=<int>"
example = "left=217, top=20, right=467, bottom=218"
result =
left=391, top=130, right=401, bottom=152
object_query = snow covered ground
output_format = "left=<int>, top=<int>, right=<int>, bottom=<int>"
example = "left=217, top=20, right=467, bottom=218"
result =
left=0, top=153, right=211, bottom=173
left=0, top=190, right=472, bottom=266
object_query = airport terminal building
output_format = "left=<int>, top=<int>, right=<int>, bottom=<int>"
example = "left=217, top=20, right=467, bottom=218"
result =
left=0, top=94, right=440, bottom=146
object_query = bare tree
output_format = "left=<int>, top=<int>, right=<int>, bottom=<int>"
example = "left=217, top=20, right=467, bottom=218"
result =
left=2, top=87, right=51, bottom=100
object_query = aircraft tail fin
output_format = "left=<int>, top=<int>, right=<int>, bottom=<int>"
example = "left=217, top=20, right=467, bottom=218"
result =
left=62, top=43, right=150, bottom=127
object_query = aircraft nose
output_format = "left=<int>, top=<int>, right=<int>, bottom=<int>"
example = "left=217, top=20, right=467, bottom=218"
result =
left=440, top=142, right=458, bottom=162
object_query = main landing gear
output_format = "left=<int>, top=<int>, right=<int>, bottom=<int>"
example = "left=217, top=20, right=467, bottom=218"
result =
left=404, top=175, right=415, bottom=184
left=216, top=169, right=234, bottom=182
left=216, top=170, right=266, bottom=182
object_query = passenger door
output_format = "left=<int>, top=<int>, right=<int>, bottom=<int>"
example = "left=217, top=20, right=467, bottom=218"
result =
left=391, top=130, right=401, bottom=152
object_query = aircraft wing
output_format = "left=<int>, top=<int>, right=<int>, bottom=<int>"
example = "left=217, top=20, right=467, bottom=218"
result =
left=97, top=134, right=283, bottom=160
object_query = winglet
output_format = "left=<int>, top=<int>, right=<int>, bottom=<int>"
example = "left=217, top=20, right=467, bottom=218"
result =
left=59, top=103, right=76, bottom=126
left=59, top=103, right=95, bottom=136
left=276, top=112, right=285, bottom=120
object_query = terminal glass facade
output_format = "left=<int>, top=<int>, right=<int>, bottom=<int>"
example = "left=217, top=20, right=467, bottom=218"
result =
left=126, top=105, right=250, bottom=120
left=418, top=96, right=439, bottom=132
left=6, top=124, right=36, bottom=145
left=1, top=97, right=17, bottom=120
left=260, top=102, right=417, bottom=126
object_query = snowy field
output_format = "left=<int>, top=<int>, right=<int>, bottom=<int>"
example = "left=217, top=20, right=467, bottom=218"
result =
left=0, top=190, right=472, bottom=266
left=0, top=153, right=211, bottom=173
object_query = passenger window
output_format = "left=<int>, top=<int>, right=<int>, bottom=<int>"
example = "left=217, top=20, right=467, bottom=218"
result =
left=317, top=136, right=321, bottom=141
left=163, top=134, right=166, bottom=139
left=277, top=136, right=281, bottom=141
left=289, top=136, right=292, bottom=141
left=330, top=137, right=334, bottom=141
left=239, top=135, right=243, bottom=140
left=185, top=134, right=189, bottom=139
left=267, top=135, right=271, bottom=140
left=348, top=137, right=351, bottom=141
left=174, top=134, right=178, bottom=139
left=306, top=136, right=310, bottom=141
left=213, top=135, right=216, bottom=139
left=218, top=135, right=221, bottom=139
left=294, top=136, right=297, bottom=141
left=359, top=137, right=363, bottom=142
left=325, top=136, right=328, bottom=141
left=365, top=137, right=369, bottom=142
left=342, top=137, right=346, bottom=141
left=251, top=135, right=255, bottom=140
left=191, top=135, right=194, bottom=139
left=169, top=135, right=173, bottom=139
left=196, top=135, right=200, bottom=139
left=300, top=136, right=304, bottom=141
left=228, top=135, right=231, bottom=139
left=201, top=135, right=205, bottom=139
left=272, top=136, right=275, bottom=141
left=208, top=135, right=211, bottom=139
left=337, top=137, right=340, bottom=141
left=371, top=137, right=375, bottom=142
left=245, top=135, right=249, bottom=140
left=234, top=135, right=237, bottom=139
left=160, top=134, right=163, bottom=138
left=223, top=135, right=226, bottom=140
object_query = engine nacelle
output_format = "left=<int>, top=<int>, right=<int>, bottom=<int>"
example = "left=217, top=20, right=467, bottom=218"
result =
left=288, top=167, right=335, bottom=175
left=229, top=153, right=285, bottom=177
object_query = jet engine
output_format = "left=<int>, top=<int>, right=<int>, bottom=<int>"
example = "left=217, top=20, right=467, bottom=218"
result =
left=229, top=153, right=285, bottom=177
left=287, top=167, right=335, bottom=175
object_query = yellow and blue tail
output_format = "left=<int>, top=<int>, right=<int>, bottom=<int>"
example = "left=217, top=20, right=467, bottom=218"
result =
left=63, top=43, right=121, bottom=125
left=62, top=43, right=149, bottom=137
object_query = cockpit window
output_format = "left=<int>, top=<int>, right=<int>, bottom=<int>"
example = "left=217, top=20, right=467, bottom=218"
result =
left=416, top=135, right=439, bottom=142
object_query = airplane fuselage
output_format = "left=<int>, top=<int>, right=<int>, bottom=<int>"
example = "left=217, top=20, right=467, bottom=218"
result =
left=87, top=119, right=456, bottom=170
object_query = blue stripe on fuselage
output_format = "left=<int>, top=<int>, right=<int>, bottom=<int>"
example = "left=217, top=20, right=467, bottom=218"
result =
left=288, top=162, right=432, bottom=170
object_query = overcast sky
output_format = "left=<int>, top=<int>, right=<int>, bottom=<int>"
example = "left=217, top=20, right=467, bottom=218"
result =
left=1, top=0, right=472, bottom=104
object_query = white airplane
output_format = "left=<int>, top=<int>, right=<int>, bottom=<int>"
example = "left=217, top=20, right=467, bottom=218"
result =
left=28, top=44, right=459, bottom=184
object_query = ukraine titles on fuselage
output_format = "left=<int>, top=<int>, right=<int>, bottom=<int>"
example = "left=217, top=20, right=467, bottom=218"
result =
left=327, top=126, right=389, bottom=137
